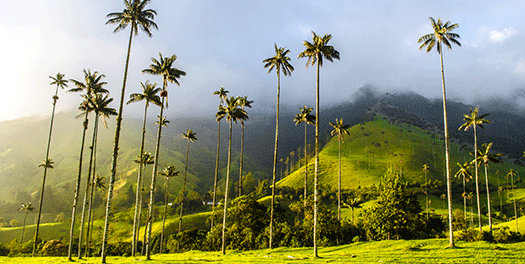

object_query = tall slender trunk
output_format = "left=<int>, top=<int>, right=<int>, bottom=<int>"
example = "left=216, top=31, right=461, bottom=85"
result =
left=160, top=176, right=169, bottom=253
left=484, top=163, right=493, bottom=233
left=137, top=164, right=147, bottom=255
left=463, top=175, right=467, bottom=222
left=473, top=125, right=482, bottom=231
left=211, top=120, right=221, bottom=229
left=337, top=137, right=341, bottom=221
left=511, top=173, right=518, bottom=232
left=440, top=49, right=455, bottom=248
left=146, top=84, right=167, bottom=260
left=33, top=86, right=60, bottom=257
left=133, top=104, right=149, bottom=256
left=221, top=119, right=233, bottom=254
left=101, top=25, right=134, bottom=264
left=68, top=112, right=89, bottom=260
left=78, top=114, right=99, bottom=258
left=238, top=123, right=245, bottom=197
left=425, top=171, right=429, bottom=219
left=86, top=122, right=100, bottom=256
left=313, top=61, right=320, bottom=257
left=269, top=71, right=280, bottom=250
left=21, top=211, right=28, bottom=244
left=304, top=122, right=308, bottom=209
left=179, top=140, right=190, bottom=234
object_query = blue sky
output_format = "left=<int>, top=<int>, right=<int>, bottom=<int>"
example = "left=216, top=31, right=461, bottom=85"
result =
left=1, top=0, right=525, bottom=121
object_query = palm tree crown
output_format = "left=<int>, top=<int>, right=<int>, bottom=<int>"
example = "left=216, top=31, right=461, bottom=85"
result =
left=143, top=53, right=186, bottom=87
left=329, top=118, right=351, bottom=141
left=69, top=69, right=109, bottom=96
left=182, top=129, right=197, bottom=142
left=294, top=106, right=315, bottom=126
left=418, top=17, right=461, bottom=54
left=298, top=31, right=340, bottom=67
left=127, top=81, right=162, bottom=107
left=106, top=0, right=158, bottom=37
left=213, top=87, right=230, bottom=105
left=216, top=97, right=248, bottom=124
left=263, top=43, right=294, bottom=76
left=459, top=107, right=490, bottom=131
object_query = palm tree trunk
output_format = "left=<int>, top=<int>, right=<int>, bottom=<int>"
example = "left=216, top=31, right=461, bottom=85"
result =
left=463, top=176, right=467, bottom=222
left=425, top=171, right=429, bottom=219
left=511, top=173, right=518, bottom=232
left=101, top=25, right=134, bottom=264
left=21, top=211, right=28, bottom=244
left=439, top=48, right=455, bottom=248
left=484, top=163, right=493, bottom=233
left=211, top=120, right=221, bottom=229
left=238, top=123, right=245, bottom=197
left=179, top=140, right=190, bottom=235
left=304, top=123, right=308, bottom=209
left=222, top=119, right=233, bottom=254
left=146, top=89, right=166, bottom=260
left=33, top=86, right=60, bottom=257
left=86, top=123, right=99, bottom=257
left=269, top=71, right=280, bottom=250
left=160, top=177, right=169, bottom=253
left=313, top=60, right=320, bottom=257
left=78, top=114, right=99, bottom=258
left=137, top=164, right=147, bottom=255
left=68, top=112, right=89, bottom=260
left=337, top=137, right=341, bottom=221
left=473, top=125, right=482, bottom=231
left=133, top=104, right=149, bottom=256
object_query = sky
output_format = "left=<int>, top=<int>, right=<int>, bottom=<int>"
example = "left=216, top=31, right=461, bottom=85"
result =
left=1, top=0, right=525, bottom=121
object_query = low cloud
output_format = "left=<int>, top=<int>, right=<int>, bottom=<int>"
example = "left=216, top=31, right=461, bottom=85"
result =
left=490, top=27, right=517, bottom=43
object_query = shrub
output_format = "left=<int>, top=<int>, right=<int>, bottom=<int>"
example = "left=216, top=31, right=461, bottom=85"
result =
left=42, top=240, right=67, bottom=256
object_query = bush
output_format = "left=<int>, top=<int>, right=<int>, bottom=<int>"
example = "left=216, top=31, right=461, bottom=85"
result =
left=493, top=227, right=522, bottom=243
left=42, top=240, right=67, bottom=256
left=0, top=243, right=9, bottom=256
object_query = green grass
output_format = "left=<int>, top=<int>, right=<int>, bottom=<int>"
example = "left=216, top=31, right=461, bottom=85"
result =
left=2, top=238, right=524, bottom=263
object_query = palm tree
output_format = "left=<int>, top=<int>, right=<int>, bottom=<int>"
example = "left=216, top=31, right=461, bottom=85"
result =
left=87, top=175, right=106, bottom=256
left=143, top=52, right=185, bottom=259
left=236, top=96, right=252, bottom=197
left=418, top=17, right=461, bottom=248
left=422, top=164, right=430, bottom=219
left=216, top=96, right=247, bottom=254
left=103, top=1, right=157, bottom=261
left=475, top=142, right=502, bottom=233
left=458, top=107, right=490, bottom=231
left=455, top=162, right=473, bottom=222
left=136, top=152, right=154, bottom=255
left=508, top=168, right=519, bottom=232
left=343, top=197, right=362, bottom=223
left=263, top=43, right=294, bottom=250
left=19, top=202, right=34, bottom=244
left=127, top=80, right=162, bottom=256
left=329, top=118, right=350, bottom=221
left=159, top=166, right=179, bottom=253
left=67, top=69, right=108, bottom=260
left=211, top=87, right=229, bottom=229
left=32, top=73, right=68, bottom=256
left=179, top=130, right=197, bottom=235
left=467, top=192, right=474, bottom=226
left=294, top=106, right=315, bottom=208
left=298, top=31, right=340, bottom=256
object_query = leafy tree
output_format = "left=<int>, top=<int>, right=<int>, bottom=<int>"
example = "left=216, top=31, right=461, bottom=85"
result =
left=418, top=17, right=461, bottom=247
left=127, top=80, right=161, bottom=256
left=263, top=43, right=294, bottom=249
left=237, top=96, right=253, bottom=197
left=19, top=202, right=34, bottom=244
left=211, top=87, right=229, bottom=229
left=294, top=106, right=315, bottom=208
left=33, top=73, right=67, bottom=257
left=216, top=96, right=247, bottom=254
left=142, top=52, right=185, bottom=259
left=298, top=31, right=340, bottom=256
left=362, top=168, right=425, bottom=240
left=179, top=130, right=197, bottom=235
left=459, top=107, right=490, bottom=231
left=475, top=142, right=502, bottom=233
left=103, top=1, right=157, bottom=261
left=159, top=166, right=179, bottom=253
left=329, top=118, right=350, bottom=221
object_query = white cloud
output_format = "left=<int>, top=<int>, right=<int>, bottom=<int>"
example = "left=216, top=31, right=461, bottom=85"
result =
left=490, top=27, right=518, bottom=43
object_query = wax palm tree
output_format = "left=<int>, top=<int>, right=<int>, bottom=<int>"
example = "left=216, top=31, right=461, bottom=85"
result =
left=329, top=118, right=350, bottom=221
left=475, top=142, right=502, bottom=233
left=127, top=80, right=161, bottom=256
left=19, top=202, right=34, bottom=244
left=422, top=164, right=430, bottom=219
left=103, top=1, right=157, bottom=261
left=143, top=52, right=185, bottom=259
left=136, top=152, right=154, bottom=255
left=263, top=43, right=294, bottom=250
left=67, top=69, right=108, bottom=260
left=455, top=162, right=473, bottom=222
left=418, top=17, right=461, bottom=248
left=298, top=31, right=340, bottom=256
left=458, top=107, right=490, bottom=231
left=33, top=158, right=54, bottom=255
left=179, top=130, right=197, bottom=235
left=211, top=87, right=229, bottom=229
left=159, top=166, right=179, bottom=253
left=237, top=96, right=252, bottom=197
left=508, top=168, right=519, bottom=232
left=216, top=96, right=247, bottom=254
left=467, top=192, right=474, bottom=226
left=294, top=106, right=315, bottom=208
left=86, top=175, right=106, bottom=256
left=343, top=197, right=362, bottom=223
left=33, top=73, right=68, bottom=256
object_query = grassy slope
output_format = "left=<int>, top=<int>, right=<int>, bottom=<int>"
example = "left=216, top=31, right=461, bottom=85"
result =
left=2, top=239, right=525, bottom=263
